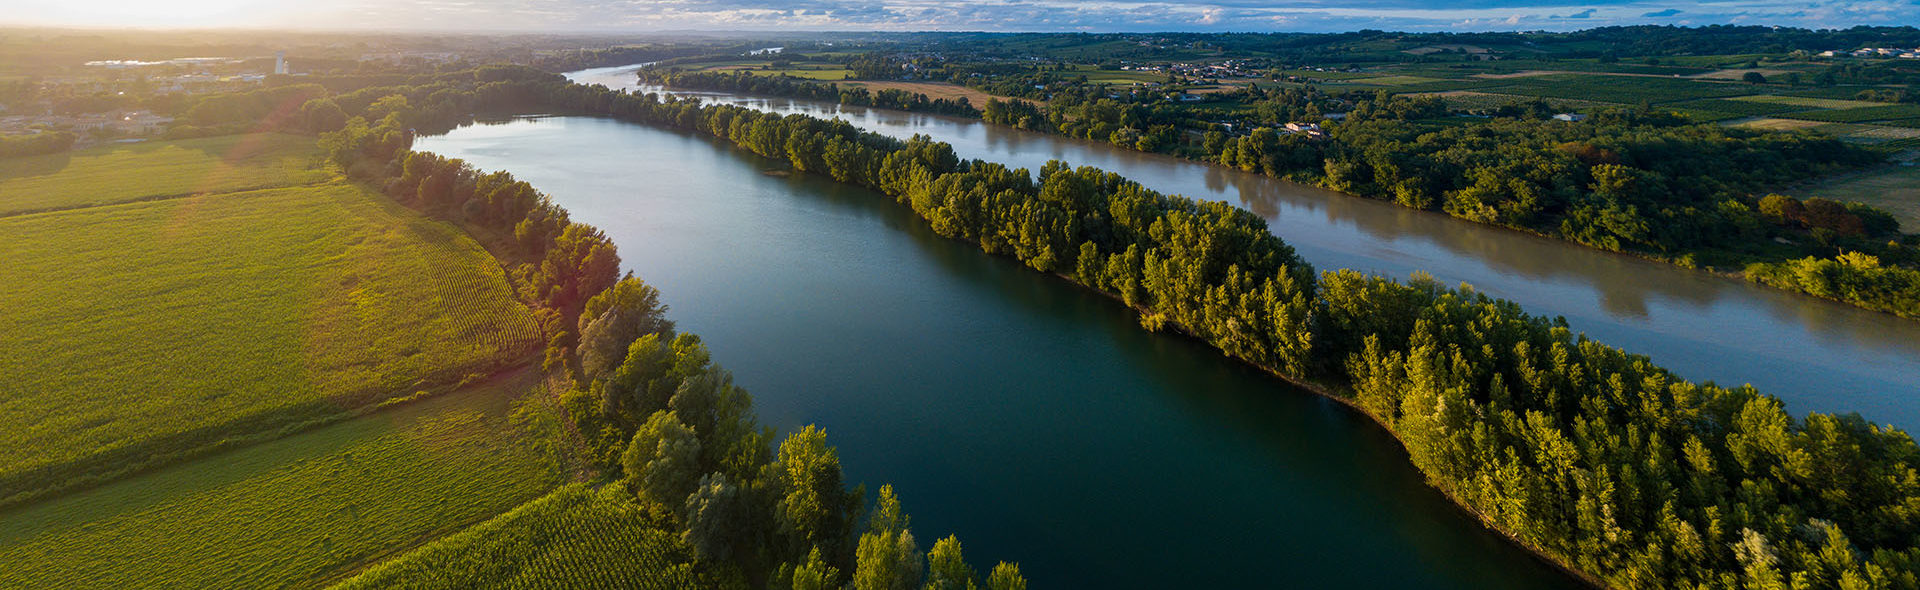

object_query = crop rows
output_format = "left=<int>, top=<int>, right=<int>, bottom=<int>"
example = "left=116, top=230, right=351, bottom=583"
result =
left=0, top=180, right=541, bottom=504
left=1667, top=97, right=1814, bottom=117
left=0, top=373, right=557, bottom=589
left=1479, top=75, right=1757, bottom=104
left=1777, top=104, right=1920, bottom=123
left=0, top=133, right=328, bottom=216
left=334, top=484, right=705, bottom=590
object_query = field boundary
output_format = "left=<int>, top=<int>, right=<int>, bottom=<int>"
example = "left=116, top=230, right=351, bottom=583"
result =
left=0, top=179, right=336, bottom=219
left=0, top=355, right=537, bottom=511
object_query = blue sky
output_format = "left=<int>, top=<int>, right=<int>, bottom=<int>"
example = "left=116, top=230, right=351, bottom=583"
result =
left=7, top=0, right=1918, bottom=32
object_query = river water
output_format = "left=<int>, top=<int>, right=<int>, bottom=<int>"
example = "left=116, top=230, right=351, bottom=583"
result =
left=409, top=65, right=1920, bottom=587
left=418, top=115, right=1582, bottom=588
left=564, top=64, right=1920, bottom=430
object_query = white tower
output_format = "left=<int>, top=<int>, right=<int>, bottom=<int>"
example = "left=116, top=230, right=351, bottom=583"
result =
left=274, top=51, right=287, bottom=75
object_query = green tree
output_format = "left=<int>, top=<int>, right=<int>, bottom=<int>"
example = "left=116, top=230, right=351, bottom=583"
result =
left=853, top=485, right=924, bottom=590
left=925, top=536, right=978, bottom=590
left=770, top=425, right=860, bottom=561
left=577, top=276, right=675, bottom=382
left=790, top=547, right=843, bottom=590
left=622, top=411, right=702, bottom=508
left=681, top=472, right=747, bottom=563
left=985, top=563, right=1027, bottom=590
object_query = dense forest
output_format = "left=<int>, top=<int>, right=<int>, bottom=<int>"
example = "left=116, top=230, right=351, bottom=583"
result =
left=174, top=61, right=1920, bottom=587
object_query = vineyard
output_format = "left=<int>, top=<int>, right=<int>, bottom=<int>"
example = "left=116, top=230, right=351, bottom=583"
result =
left=0, top=372, right=558, bottom=589
left=1777, top=103, right=1920, bottom=123
left=334, top=484, right=707, bottom=590
left=1667, top=97, right=1814, bottom=117
left=0, top=175, right=540, bottom=506
left=1476, top=74, right=1758, bottom=104
left=0, top=133, right=328, bottom=216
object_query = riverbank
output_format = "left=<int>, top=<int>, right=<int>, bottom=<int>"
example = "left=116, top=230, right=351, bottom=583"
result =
left=643, top=75, right=1918, bottom=323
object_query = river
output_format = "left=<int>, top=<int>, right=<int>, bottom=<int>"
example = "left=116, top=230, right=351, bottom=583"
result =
left=563, top=64, right=1920, bottom=431
left=417, top=115, right=1584, bottom=588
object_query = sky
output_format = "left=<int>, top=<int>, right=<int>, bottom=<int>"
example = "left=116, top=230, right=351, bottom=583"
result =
left=5, top=0, right=1918, bottom=33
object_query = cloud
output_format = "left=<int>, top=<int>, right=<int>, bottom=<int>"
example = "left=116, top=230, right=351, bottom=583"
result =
left=5, top=0, right=1919, bottom=32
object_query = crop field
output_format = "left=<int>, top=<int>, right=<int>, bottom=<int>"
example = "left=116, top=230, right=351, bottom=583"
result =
left=771, top=69, right=851, bottom=80
left=1732, top=94, right=1887, bottom=110
left=1777, top=104, right=1920, bottom=123
left=334, top=484, right=705, bottom=590
left=0, top=371, right=560, bottom=590
left=0, top=180, right=540, bottom=503
left=1802, top=164, right=1920, bottom=230
left=1670, top=97, right=1814, bottom=117
left=1351, top=75, right=1443, bottom=86
left=1479, top=75, right=1757, bottom=104
left=0, top=133, right=328, bottom=216
left=1782, top=86, right=1890, bottom=100
left=1412, top=90, right=1620, bottom=112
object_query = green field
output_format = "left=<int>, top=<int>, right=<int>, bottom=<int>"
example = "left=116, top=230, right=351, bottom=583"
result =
left=1480, top=74, right=1755, bottom=104
left=1778, top=104, right=1920, bottom=123
left=1670, top=97, right=1814, bottom=117
left=0, top=371, right=560, bottom=589
left=1352, top=75, right=1443, bottom=86
left=755, top=68, right=851, bottom=80
left=0, top=178, right=540, bottom=502
left=0, top=134, right=328, bottom=216
left=1731, top=94, right=1886, bottom=110
left=335, top=484, right=705, bottom=590
left=1802, top=164, right=1920, bottom=231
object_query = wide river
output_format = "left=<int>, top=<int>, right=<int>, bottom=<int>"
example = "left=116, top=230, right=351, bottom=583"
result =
left=570, top=64, right=1920, bottom=428
left=410, top=65, right=1918, bottom=587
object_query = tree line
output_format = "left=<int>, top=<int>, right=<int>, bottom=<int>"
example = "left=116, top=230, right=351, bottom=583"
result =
left=514, top=76, right=1920, bottom=589
left=0, top=131, right=75, bottom=158
left=280, top=65, right=1920, bottom=587
left=648, top=70, right=1918, bottom=320
left=309, top=67, right=1028, bottom=590
left=637, top=69, right=983, bottom=118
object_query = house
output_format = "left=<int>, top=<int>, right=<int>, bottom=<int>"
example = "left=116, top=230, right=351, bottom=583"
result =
left=1284, top=122, right=1320, bottom=133
left=1553, top=113, right=1588, bottom=122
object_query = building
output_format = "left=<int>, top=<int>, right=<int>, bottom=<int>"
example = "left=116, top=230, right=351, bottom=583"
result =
left=1553, top=113, right=1588, bottom=122
left=274, top=51, right=287, bottom=75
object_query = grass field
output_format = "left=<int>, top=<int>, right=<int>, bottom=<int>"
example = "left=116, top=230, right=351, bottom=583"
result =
left=0, top=179, right=540, bottom=502
left=0, top=134, right=328, bottom=216
left=334, top=484, right=706, bottom=590
left=0, top=370, right=560, bottom=590
left=1801, top=164, right=1920, bottom=230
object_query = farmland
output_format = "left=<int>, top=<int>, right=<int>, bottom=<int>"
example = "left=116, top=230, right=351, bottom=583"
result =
left=334, top=484, right=705, bottom=590
left=0, top=133, right=328, bottom=216
left=0, top=370, right=559, bottom=589
left=1801, top=164, right=1920, bottom=229
left=0, top=161, right=540, bottom=504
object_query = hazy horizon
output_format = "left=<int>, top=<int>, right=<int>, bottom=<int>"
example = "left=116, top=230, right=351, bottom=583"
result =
left=5, top=0, right=1917, bottom=35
